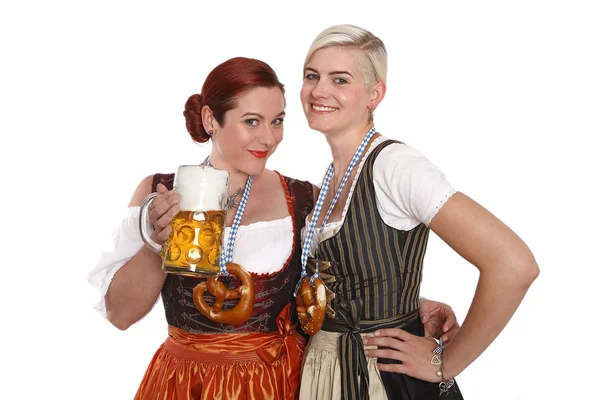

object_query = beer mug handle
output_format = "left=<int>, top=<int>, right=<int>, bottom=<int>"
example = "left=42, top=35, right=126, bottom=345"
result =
left=139, top=192, right=163, bottom=253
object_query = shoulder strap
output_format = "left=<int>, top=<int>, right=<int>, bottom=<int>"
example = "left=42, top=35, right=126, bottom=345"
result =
left=280, top=174, right=315, bottom=223
left=151, top=173, right=175, bottom=192
left=366, top=139, right=403, bottom=165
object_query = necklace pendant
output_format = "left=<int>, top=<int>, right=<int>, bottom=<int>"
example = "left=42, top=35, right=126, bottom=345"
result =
left=225, top=188, right=244, bottom=210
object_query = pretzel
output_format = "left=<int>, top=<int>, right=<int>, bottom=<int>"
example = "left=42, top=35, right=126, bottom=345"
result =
left=193, top=263, right=254, bottom=325
left=296, top=276, right=326, bottom=335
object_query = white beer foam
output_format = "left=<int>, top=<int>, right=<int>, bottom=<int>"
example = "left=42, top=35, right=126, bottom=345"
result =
left=175, top=165, right=230, bottom=211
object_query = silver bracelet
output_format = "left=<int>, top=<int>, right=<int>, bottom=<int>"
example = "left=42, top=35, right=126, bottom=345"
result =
left=430, top=339, right=455, bottom=395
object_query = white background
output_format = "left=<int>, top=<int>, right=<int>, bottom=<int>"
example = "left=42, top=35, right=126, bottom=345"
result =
left=1, top=1, right=598, bottom=399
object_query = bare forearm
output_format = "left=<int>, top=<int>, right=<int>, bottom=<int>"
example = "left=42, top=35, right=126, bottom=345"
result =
left=443, top=262, right=538, bottom=378
left=105, top=246, right=167, bottom=330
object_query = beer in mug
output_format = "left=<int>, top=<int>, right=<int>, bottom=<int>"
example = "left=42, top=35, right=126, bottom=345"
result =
left=139, top=165, right=229, bottom=277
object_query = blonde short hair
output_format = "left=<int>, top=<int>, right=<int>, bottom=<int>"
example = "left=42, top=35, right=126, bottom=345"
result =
left=304, top=24, right=387, bottom=87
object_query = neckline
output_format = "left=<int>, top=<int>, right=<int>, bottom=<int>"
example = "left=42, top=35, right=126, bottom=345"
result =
left=224, top=215, right=292, bottom=231
left=312, top=136, right=389, bottom=244
left=319, top=136, right=386, bottom=225
left=249, top=172, right=297, bottom=278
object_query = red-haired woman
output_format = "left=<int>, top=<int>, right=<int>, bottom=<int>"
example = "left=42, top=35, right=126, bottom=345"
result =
left=88, top=57, right=459, bottom=400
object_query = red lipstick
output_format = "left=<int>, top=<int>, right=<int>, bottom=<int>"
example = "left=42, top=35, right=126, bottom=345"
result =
left=248, top=150, right=268, bottom=159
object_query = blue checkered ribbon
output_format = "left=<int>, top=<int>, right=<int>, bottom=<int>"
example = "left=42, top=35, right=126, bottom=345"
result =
left=205, top=159, right=254, bottom=276
left=298, top=127, right=376, bottom=289
left=219, top=175, right=253, bottom=276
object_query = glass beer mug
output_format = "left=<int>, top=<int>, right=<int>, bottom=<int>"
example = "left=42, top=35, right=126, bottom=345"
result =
left=139, top=165, right=229, bottom=277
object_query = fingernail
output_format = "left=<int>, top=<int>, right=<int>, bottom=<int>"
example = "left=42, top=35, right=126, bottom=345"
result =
left=362, top=339, right=368, bottom=345
left=443, top=326, right=449, bottom=332
left=442, top=336, right=448, bottom=342
left=374, top=331, right=380, bottom=336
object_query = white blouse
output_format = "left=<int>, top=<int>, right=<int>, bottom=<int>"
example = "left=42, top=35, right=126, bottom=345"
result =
left=89, top=138, right=454, bottom=317
left=87, top=208, right=293, bottom=317
left=305, top=137, right=456, bottom=252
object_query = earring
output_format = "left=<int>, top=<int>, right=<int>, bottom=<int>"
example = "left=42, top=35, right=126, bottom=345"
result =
left=208, top=130, right=214, bottom=136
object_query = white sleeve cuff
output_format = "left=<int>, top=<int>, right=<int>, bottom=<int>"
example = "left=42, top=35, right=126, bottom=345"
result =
left=424, top=188, right=457, bottom=226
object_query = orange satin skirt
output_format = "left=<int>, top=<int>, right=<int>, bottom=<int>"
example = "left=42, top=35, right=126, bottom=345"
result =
left=134, top=304, right=306, bottom=400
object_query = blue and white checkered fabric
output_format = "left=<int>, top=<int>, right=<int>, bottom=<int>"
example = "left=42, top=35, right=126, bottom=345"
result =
left=219, top=175, right=254, bottom=276
left=206, top=158, right=254, bottom=277
left=299, top=127, right=376, bottom=284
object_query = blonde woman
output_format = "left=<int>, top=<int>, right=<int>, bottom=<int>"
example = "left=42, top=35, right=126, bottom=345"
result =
left=297, top=24, right=539, bottom=400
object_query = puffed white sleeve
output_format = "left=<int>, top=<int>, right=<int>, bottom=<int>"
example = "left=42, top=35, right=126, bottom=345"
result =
left=87, top=206, right=145, bottom=317
left=372, top=143, right=456, bottom=231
